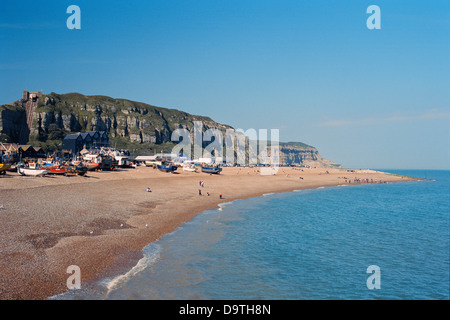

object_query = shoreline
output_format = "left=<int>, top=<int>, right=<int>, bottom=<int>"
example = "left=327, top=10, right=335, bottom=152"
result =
left=0, top=166, right=420, bottom=300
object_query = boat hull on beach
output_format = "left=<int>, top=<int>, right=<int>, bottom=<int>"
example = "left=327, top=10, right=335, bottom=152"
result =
left=85, top=163, right=100, bottom=171
left=183, top=165, right=198, bottom=172
left=47, top=167, right=67, bottom=175
left=0, top=163, right=10, bottom=175
left=201, top=166, right=222, bottom=174
left=157, top=164, right=178, bottom=173
left=67, top=165, right=88, bottom=176
left=17, top=167, right=48, bottom=177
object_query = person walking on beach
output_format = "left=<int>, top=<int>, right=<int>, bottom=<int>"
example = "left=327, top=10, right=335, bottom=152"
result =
left=219, top=193, right=223, bottom=199
left=199, top=189, right=202, bottom=196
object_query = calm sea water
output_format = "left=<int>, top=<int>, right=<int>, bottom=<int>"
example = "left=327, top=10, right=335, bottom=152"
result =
left=56, top=170, right=449, bottom=300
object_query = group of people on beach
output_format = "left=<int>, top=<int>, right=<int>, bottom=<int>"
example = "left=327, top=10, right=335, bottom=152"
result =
left=144, top=180, right=223, bottom=198
left=340, top=177, right=384, bottom=184
left=198, top=180, right=223, bottom=199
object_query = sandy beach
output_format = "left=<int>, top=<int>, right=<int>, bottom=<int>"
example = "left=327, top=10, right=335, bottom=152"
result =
left=0, top=166, right=418, bottom=299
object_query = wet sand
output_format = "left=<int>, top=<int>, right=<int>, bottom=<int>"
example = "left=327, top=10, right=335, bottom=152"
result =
left=0, top=166, right=417, bottom=299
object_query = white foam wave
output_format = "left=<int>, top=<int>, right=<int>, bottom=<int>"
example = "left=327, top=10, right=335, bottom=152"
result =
left=218, top=201, right=234, bottom=209
left=262, top=192, right=275, bottom=197
left=102, top=243, right=161, bottom=297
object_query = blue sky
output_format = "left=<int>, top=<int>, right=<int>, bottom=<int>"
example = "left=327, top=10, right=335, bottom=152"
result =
left=1, top=0, right=449, bottom=169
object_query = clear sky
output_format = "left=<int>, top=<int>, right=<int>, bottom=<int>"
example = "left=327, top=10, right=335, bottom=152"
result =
left=1, top=0, right=449, bottom=169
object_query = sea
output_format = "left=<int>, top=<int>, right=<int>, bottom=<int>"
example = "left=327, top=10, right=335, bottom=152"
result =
left=54, top=170, right=449, bottom=300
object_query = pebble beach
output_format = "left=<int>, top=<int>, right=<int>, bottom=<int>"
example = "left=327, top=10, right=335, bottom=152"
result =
left=0, top=166, right=417, bottom=299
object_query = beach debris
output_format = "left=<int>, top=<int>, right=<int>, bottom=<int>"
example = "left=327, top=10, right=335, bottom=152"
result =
left=145, top=224, right=148, bottom=228
left=0, top=204, right=4, bottom=210
left=120, top=223, right=124, bottom=228
left=89, top=231, right=94, bottom=235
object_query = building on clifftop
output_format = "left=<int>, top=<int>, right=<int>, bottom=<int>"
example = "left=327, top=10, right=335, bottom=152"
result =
left=22, top=90, right=42, bottom=102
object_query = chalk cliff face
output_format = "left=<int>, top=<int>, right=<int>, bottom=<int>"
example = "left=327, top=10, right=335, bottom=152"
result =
left=278, top=142, right=341, bottom=168
left=0, top=92, right=341, bottom=168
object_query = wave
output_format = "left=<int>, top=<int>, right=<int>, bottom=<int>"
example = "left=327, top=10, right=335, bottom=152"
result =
left=262, top=192, right=275, bottom=197
left=101, top=243, right=162, bottom=298
left=217, top=201, right=235, bottom=211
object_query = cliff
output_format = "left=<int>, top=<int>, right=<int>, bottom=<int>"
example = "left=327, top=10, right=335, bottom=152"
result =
left=0, top=91, right=341, bottom=168
left=278, top=142, right=341, bottom=168
left=35, top=92, right=231, bottom=144
left=0, top=92, right=232, bottom=148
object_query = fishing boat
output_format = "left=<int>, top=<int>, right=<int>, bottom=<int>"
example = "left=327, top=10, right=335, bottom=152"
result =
left=84, top=162, right=100, bottom=171
left=183, top=164, right=198, bottom=172
left=0, top=163, right=11, bottom=175
left=66, top=164, right=88, bottom=176
left=99, top=155, right=115, bottom=171
left=82, top=153, right=103, bottom=171
left=47, top=167, right=67, bottom=175
left=201, top=165, right=222, bottom=174
left=17, top=163, right=48, bottom=177
left=157, top=163, right=178, bottom=173
left=38, top=158, right=67, bottom=175
left=41, top=158, right=60, bottom=167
